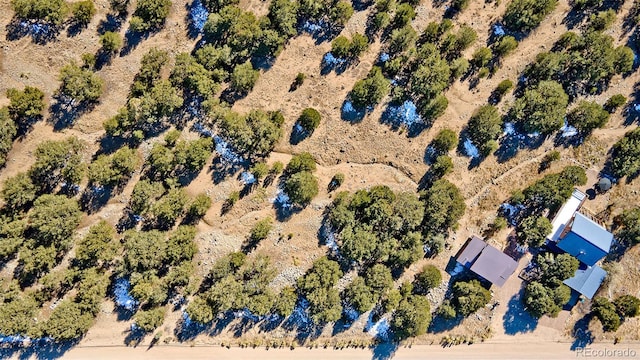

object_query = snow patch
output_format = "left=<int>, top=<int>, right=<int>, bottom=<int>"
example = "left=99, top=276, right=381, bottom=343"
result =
left=365, top=314, right=390, bottom=341
left=379, top=53, right=390, bottom=63
left=493, top=24, right=505, bottom=37
left=289, top=298, right=312, bottom=327
left=323, top=52, right=346, bottom=67
left=500, top=202, right=525, bottom=226
left=560, top=120, right=578, bottom=138
left=189, top=0, right=209, bottom=32
left=302, top=20, right=324, bottom=33
left=240, top=171, right=256, bottom=185
left=504, top=122, right=516, bottom=136
left=193, top=122, right=213, bottom=137
left=343, top=306, right=360, bottom=323
left=271, top=187, right=292, bottom=209
left=113, top=278, right=138, bottom=311
left=382, top=100, right=422, bottom=127
left=463, top=138, right=480, bottom=158
left=214, top=135, right=243, bottom=164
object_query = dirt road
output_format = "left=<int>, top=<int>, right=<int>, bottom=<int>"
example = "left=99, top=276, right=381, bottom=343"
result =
left=59, top=342, right=640, bottom=360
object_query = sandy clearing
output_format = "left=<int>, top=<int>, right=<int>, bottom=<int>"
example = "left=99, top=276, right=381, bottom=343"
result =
left=58, top=341, right=640, bottom=360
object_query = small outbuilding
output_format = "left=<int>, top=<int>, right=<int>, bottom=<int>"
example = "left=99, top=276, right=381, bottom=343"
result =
left=563, top=265, right=607, bottom=299
left=456, top=236, right=518, bottom=287
left=596, top=178, right=612, bottom=193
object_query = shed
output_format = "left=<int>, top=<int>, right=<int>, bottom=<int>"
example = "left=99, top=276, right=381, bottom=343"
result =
left=563, top=265, right=607, bottom=299
left=557, top=213, right=613, bottom=266
left=597, top=178, right=612, bottom=193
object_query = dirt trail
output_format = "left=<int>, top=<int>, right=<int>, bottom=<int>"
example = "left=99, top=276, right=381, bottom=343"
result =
left=60, top=341, right=640, bottom=360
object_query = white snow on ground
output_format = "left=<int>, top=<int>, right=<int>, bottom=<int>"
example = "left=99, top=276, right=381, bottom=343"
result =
left=192, top=123, right=244, bottom=163
left=365, top=313, right=390, bottom=341
left=189, top=0, right=208, bottom=31
left=214, top=136, right=243, bottom=164
left=324, top=231, right=338, bottom=251
left=302, top=20, right=326, bottom=33
left=500, top=202, right=525, bottom=226
left=560, top=120, right=578, bottom=138
left=193, top=122, right=213, bottom=137
left=113, top=278, right=138, bottom=311
left=271, top=187, right=292, bottom=209
left=493, top=24, right=505, bottom=36
left=463, top=138, right=480, bottom=158
left=383, top=100, right=422, bottom=127
left=343, top=306, right=360, bottom=323
left=289, top=299, right=312, bottom=328
left=240, top=172, right=256, bottom=185
left=504, top=122, right=516, bottom=135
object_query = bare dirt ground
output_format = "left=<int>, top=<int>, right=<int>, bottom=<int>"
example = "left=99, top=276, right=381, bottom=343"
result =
left=1, top=0, right=640, bottom=354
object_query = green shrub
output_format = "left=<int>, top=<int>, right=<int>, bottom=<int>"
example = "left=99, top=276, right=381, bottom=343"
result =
left=413, top=264, right=442, bottom=295
left=298, top=108, right=321, bottom=133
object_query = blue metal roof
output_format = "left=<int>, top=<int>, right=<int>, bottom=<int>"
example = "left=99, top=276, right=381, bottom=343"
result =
left=557, top=213, right=613, bottom=266
left=563, top=265, right=607, bottom=299
left=570, top=213, right=613, bottom=252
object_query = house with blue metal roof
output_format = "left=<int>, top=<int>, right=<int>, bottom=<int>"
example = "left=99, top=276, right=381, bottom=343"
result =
left=556, top=212, right=613, bottom=266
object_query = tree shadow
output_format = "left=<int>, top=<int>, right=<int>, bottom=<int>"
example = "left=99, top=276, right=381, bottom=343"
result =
left=208, top=313, right=237, bottom=336
left=370, top=341, right=399, bottom=360
left=120, top=30, right=150, bottom=57
left=185, top=0, right=208, bottom=39
left=210, top=156, right=246, bottom=184
left=174, top=313, right=210, bottom=342
left=340, top=99, right=368, bottom=123
left=257, top=315, right=285, bottom=333
left=98, top=13, right=126, bottom=34
left=220, top=88, right=249, bottom=106
left=380, top=101, right=430, bottom=138
left=66, top=23, right=86, bottom=37
left=0, top=338, right=79, bottom=360
left=95, top=50, right=118, bottom=71
left=502, top=288, right=539, bottom=335
left=289, top=123, right=311, bottom=145
left=495, top=128, right=545, bottom=164
left=320, top=54, right=350, bottom=75
left=553, top=132, right=584, bottom=148
left=251, top=56, right=276, bottom=72
left=561, top=7, right=590, bottom=30
left=48, top=97, right=98, bottom=131
left=124, top=326, right=147, bottom=347
left=570, top=314, right=595, bottom=350
left=80, top=186, right=113, bottom=214
left=5, top=19, right=60, bottom=45
left=299, top=20, right=342, bottom=45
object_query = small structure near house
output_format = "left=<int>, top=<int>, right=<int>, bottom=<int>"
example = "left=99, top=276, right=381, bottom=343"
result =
left=596, top=178, right=612, bottom=193
left=456, top=236, right=518, bottom=287
left=563, top=265, right=607, bottom=299
left=556, top=212, right=613, bottom=267
left=547, top=189, right=586, bottom=243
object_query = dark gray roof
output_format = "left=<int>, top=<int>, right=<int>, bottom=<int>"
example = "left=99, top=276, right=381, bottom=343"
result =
left=563, top=265, right=607, bottom=299
left=470, top=245, right=518, bottom=287
left=597, top=178, right=612, bottom=191
left=456, top=236, right=486, bottom=268
left=456, top=236, right=518, bottom=287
